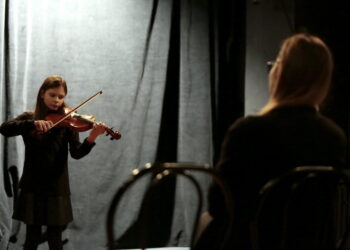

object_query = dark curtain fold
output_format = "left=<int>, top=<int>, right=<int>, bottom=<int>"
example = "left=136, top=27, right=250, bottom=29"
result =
left=156, top=0, right=180, bottom=163
left=212, top=0, right=246, bottom=164
left=134, top=0, right=159, bottom=105
left=2, top=0, right=12, bottom=198
left=115, top=0, right=180, bottom=247
left=1, top=1, right=13, bottom=248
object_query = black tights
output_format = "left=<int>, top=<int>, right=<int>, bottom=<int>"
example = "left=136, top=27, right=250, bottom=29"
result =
left=23, top=224, right=64, bottom=250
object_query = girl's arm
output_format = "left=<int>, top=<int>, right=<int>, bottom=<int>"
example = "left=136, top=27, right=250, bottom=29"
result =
left=68, top=131, right=95, bottom=159
left=0, top=112, right=36, bottom=137
left=68, top=123, right=106, bottom=159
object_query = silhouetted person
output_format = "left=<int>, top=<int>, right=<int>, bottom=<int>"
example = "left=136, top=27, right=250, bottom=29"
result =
left=196, top=33, right=346, bottom=250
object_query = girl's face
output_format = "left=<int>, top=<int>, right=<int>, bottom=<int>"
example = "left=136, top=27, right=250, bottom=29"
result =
left=41, top=86, right=66, bottom=111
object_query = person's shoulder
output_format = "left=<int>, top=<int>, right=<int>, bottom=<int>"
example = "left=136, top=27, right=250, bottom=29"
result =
left=229, top=115, right=263, bottom=129
left=227, top=115, right=262, bottom=135
left=316, top=113, right=346, bottom=140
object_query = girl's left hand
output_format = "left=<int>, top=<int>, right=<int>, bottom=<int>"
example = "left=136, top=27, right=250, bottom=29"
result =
left=87, top=122, right=106, bottom=143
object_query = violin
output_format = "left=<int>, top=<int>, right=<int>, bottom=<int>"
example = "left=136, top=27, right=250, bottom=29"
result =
left=44, top=91, right=121, bottom=140
left=45, top=109, right=121, bottom=140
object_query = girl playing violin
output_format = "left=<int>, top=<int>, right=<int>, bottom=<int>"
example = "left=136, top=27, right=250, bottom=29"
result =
left=0, top=75, right=106, bottom=250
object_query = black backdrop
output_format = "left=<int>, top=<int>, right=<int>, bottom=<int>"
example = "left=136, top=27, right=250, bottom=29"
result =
left=294, top=0, right=350, bottom=167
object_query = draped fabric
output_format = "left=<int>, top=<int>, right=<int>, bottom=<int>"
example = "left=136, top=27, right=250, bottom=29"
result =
left=1, top=0, right=13, bottom=249
left=0, top=0, right=219, bottom=249
left=174, top=0, right=214, bottom=243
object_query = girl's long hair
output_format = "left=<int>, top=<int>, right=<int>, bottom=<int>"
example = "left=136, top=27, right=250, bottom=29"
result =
left=259, top=33, right=333, bottom=115
left=34, top=75, right=68, bottom=119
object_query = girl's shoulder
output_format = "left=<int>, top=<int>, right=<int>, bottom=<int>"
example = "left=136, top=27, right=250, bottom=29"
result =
left=16, top=111, right=35, bottom=120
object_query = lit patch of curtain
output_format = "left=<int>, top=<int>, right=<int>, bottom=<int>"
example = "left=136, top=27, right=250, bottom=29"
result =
left=0, top=0, right=216, bottom=249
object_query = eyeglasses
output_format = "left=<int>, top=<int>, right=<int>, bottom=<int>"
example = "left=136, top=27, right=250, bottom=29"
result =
left=266, top=61, right=275, bottom=72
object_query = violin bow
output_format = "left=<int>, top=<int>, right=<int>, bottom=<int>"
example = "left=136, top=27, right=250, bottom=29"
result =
left=50, top=90, right=103, bottom=129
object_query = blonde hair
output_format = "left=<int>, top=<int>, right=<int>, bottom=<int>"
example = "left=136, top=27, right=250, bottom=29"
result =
left=259, top=33, right=333, bottom=115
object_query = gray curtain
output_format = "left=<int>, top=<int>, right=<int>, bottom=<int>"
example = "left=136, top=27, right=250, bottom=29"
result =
left=0, top=0, right=214, bottom=249
left=1, top=0, right=13, bottom=249
left=174, top=0, right=213, bottom=243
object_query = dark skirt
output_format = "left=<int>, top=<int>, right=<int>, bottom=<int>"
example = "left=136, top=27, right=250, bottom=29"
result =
left=13, top=191, right=73, bottom=226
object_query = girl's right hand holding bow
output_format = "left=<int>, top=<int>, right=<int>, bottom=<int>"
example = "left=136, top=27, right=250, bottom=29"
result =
left=34, top=120, right=54, bottom=133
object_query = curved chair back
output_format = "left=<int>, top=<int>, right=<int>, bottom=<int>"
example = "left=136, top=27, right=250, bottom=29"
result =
left=106, top=162, right=234, bottom=250
left=251, top=166, right=350, bottom=250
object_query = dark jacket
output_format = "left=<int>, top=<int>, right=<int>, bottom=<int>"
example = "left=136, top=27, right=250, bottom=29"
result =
left=207, top=106, right=346, bottom=250
left=0, top=111, right=95, bottom=195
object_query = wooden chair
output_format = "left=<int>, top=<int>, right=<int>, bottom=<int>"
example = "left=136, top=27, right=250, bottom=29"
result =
left=106, top=162, right=234, bottom=250
left=251, top=166, right=350, bottom=250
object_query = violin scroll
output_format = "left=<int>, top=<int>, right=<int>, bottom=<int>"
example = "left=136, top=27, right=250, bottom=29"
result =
left=72, top=113, right=121, bottom=140
left=105, top=127, right=122, bottom=140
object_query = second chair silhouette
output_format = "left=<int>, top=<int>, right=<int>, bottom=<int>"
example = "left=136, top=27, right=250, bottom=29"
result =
left=251, top=166, right=350, bottom=250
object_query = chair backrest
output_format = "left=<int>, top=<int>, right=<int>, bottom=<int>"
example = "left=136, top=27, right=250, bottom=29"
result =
left=106, top=162, right=234, bottom=250
left=251, top=166, right=350, bottom=250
